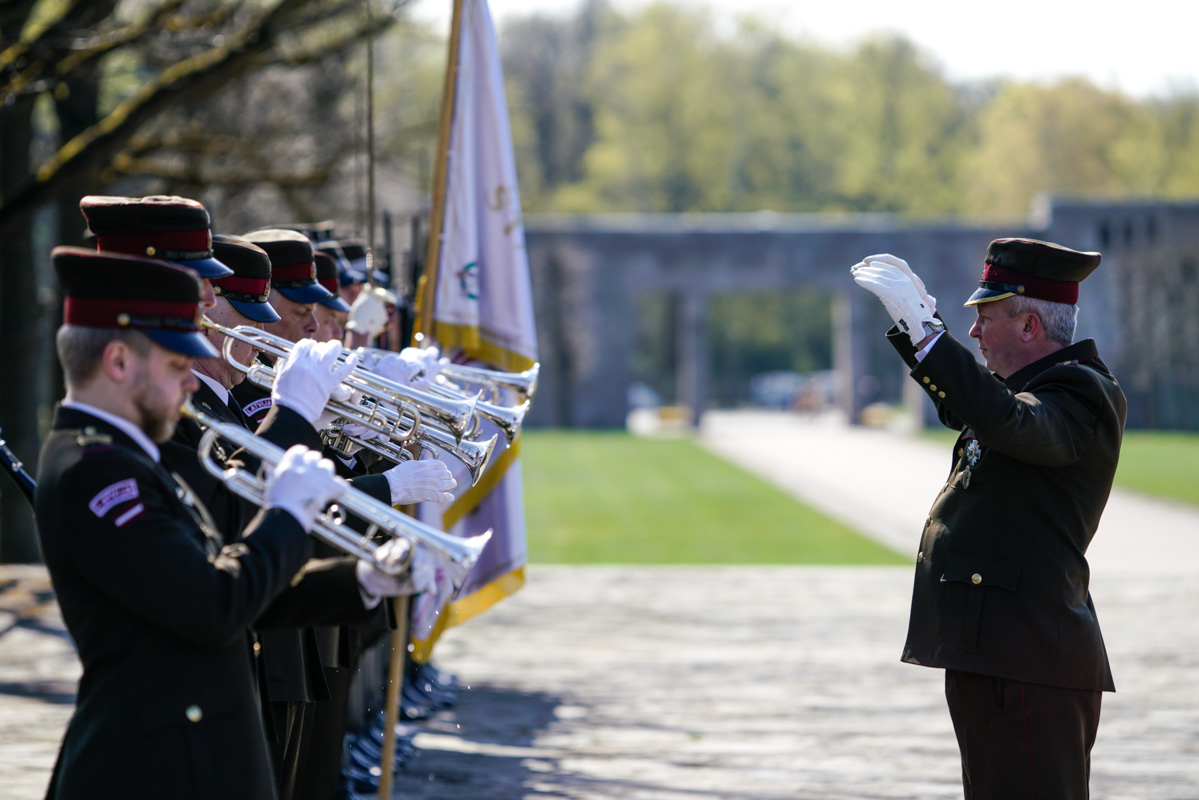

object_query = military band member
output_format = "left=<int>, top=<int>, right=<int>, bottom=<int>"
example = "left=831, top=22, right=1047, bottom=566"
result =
left=314, top=250, right=351, bottom=346
left=851, top=239, right=1127, bottom=800
left=78, top=194, right=234, bottom=311
left=35, top=247, right=433, bottom=800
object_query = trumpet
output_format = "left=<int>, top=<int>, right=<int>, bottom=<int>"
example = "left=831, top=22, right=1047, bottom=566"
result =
left=203, top=319, right=477, bottom=440
left=180, top=401, right=491, bottom=588
left=324, top=417, right=498, bottom=486
left=426, top=383, right=529, bottom=444
left=353, top=347, right=533, bottom=443
left=439, top=362, right=540, bottom=403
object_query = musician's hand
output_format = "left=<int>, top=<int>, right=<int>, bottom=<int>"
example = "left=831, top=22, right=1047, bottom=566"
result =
left=861, top=253, right=936, bottom=314
left=264, top=445, right=345, bottom=531
left=272, top=339, right=359, bottom=425
left=373, top=351, right=425, bottom=385
left=400, top=346, right=445, bottom=382
left=851, top=261, right=937, bottom=348
left=384, top=457, right=457, bottom=505
left=346, top=288, right=388, bottom=338
left=356, top=539, right=437, bottom=606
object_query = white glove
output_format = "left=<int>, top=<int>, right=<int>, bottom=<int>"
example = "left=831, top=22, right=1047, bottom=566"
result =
left=373, top=352, right=425, bottom=386
left=401, top=346, right=445, bottom=382
left=410, top=563, right=454, bottom=638
left=272, top=339, right=359, bottom=426
left=851, top=262, right=938, bottom=348
left=312, top=386, right=357, bottom=433
left=383, top=457, right=457, bottom=505
left=862, top=253, right=936, bottom=314
left=264, top=445, right=345, bottom=531
left=346, top=287, right=388, bottom=337
left=356, top=539, right=438, bottom=604
left=339, top=420, right=390, bottom=454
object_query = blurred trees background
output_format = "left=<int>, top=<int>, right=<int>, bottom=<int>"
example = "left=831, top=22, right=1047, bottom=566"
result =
left=3, top=0, right=1199, bottom=557
left=501, top=3, right=1199, bottom=217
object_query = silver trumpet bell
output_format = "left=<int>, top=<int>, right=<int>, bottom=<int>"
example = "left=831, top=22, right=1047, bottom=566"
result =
left=439, top=361, right=540, bottom=402
left=181, top=401, right=491, bottom=589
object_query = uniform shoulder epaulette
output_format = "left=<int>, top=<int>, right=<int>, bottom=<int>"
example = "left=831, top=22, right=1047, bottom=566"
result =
left=76, top=426, right=113, bottom=448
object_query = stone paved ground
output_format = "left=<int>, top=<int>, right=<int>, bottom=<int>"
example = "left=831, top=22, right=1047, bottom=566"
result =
left=3, top=413, right=1197, bottom=799
left=1, top=566, right=1197, bottom=800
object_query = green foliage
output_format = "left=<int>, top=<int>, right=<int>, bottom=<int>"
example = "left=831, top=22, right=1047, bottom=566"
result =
left=498, top=2, right=1199, bottom=218
left=521, top=430, right=906, bottom=564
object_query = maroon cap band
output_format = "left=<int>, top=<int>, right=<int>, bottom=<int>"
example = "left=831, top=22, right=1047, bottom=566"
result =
left=96, top=229, right=213, bottom=259
left=214, top=276, right=270, bottom=297
left=271, top=261, right=316, bottom=284
left=980, top=262, right=1079, bottom=304
left=318, top=276, right=339, bottom=295
left=64, top=297, right=201, bottom=330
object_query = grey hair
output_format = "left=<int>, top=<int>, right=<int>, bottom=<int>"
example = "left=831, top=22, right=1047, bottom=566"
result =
left=56, top=325, right=153, bottom=388
left=1004, top=295, right=1078, bottom=346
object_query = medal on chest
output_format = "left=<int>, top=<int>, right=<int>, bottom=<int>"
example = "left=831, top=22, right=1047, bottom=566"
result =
left=962, top=439, right=981, bottom=488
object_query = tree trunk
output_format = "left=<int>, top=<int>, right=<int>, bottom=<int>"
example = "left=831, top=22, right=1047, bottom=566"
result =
left=0, top=94, right=44, bottom=562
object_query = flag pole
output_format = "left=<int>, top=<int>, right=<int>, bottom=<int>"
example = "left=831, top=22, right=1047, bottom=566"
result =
left=376, top=595, right=410, bottom=799
left=415, top=0, right=466, bottom=344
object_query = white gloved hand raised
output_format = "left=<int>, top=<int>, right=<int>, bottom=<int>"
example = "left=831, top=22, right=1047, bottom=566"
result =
left=272, top=339, right=359, bottom=426
left=356, top=539, right=438, bottom=606
left=861, top=253, right=936, bottom=314
left=383, top=457, right=457, bottom=505
left=851, top=261, right=938, bottom=348
left=263, top=445, right=346, bottom=531
left=346, top=288, right=388, bottom=338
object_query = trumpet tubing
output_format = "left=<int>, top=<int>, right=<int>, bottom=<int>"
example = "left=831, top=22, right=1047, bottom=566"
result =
left=180, top=402, right=491, bottom=588
left=439, top=361, right=540, bottom=402
left=203, top=319, right=477, bottom=441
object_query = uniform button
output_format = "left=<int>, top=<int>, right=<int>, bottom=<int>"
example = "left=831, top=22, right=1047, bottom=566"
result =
left=186, top=705, right=203, bottom=723
left=971, top=573, right=982, bottom=585
left=253, top=641, right=262, bottom=656
left=929, top=384, right=937, bottom=391
left=938, top=391, right=946, bottom=399
left=922, top=377, right=931, bottom=384
left=917, top=551, right=924, bottom=563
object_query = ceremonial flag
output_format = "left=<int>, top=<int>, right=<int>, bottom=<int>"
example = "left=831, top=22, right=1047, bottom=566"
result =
left=412, top=0, right=537, bottom=660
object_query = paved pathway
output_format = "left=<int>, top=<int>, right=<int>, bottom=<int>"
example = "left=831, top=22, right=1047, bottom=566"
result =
left=1, top=413, right=1196, bottom=798
left=699, top=410, right=1199, bottom=574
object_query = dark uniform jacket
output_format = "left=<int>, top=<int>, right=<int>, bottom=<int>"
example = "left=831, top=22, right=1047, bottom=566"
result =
left=889, top=330, right=1126, bottom=692
left=164, top=380, right=357, bottom=707
left=36, top=406, right=369, bottom=799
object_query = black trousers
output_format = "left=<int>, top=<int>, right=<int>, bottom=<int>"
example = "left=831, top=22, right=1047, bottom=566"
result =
left=945, top=670, right=1102, bottom=800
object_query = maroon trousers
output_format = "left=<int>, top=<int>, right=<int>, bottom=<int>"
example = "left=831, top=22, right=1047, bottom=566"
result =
left=945, top=670, right=1102, bottom=800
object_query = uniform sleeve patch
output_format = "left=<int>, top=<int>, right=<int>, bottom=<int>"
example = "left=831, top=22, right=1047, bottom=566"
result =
left=243, top=398, right=273, bottom=418
left=114, top=503, right=145, bottom=527
left=88, top=478, right=139, bottom=518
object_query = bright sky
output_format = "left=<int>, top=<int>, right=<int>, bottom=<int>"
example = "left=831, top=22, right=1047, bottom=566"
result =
left=413, top=0, right=1199, bottom=99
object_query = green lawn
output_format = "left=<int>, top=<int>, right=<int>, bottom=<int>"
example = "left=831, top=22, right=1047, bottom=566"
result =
left=921, top=428, right=1199, bottom=506
left=1114, top=431, right=1199, bottom=505
left=520, top=430, right=905, bottom=565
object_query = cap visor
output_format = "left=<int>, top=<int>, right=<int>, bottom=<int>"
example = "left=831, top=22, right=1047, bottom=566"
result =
left=319, top=295, right=352, bottom=313
left=170, top=256, right=235, bottom=280
left=144, top=329, right=220, bottom=358
left=276, top=282, right=334, bottom=303
left=964, top=287, right=1016, bottom=307
left=229, top=297, right=282, bottom=323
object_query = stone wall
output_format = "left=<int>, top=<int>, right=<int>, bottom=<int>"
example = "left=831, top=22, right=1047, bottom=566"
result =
left=523, top=199, right=1199, bottom=430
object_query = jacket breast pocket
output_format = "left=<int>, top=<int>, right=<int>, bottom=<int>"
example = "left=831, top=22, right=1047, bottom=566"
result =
left=940, top=553, right=1021, bottom=658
